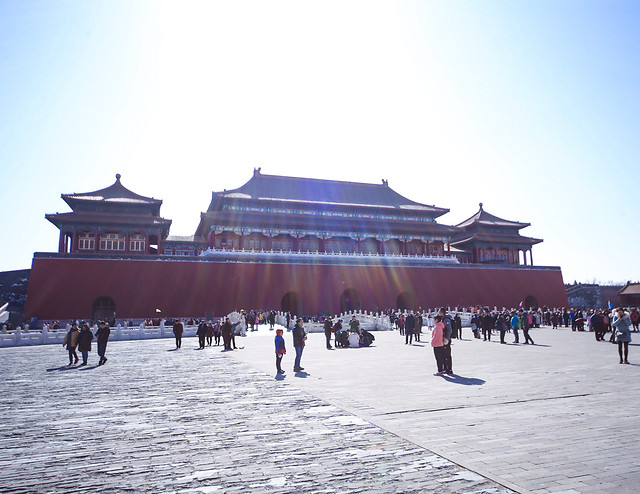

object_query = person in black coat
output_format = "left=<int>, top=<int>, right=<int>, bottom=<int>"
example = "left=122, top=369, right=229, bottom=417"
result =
left=292, top=318, right=307, bottom=371
left=77, top=323, right=94, bottom=366
left=323, top=317, right=333, bottom=349
left=196, top=321, right=207, bottom=349
left=482, top=311, right=494, bottom=341
left=95, top=321, right=111, bottom=365
left=405, top=312, right=416, bottom=345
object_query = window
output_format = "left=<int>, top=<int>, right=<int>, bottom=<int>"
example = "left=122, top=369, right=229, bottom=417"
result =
left=129, top=234, right=146, bottom=252
left=100, top=233, right=125, bottom=251
left=78, top=232, right=95, bottom=250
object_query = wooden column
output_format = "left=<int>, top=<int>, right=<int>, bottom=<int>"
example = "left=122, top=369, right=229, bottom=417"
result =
left=58, top=231, right=65, bottom=253
left=94, top=232, right=99, bottom=252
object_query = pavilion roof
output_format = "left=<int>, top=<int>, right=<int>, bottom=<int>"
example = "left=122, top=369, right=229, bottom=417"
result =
left=62, top=174, right=162, bottom=208
left=450, top=231, right=542, bottom=248
left=456, top=203, right=530, bottom=229
left=211, top=169, right=448, bottom=216
left=46, top=211, right=171, bottom=229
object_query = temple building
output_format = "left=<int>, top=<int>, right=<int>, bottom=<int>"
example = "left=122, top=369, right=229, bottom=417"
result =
left=26, top=171, right=568, bottom=320
left=45, top=174, right=171, bottom=256
left=450, top=203, right=542, bottom=266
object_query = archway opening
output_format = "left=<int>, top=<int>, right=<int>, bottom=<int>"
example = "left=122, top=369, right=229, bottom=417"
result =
left=397, top=292, right=415, bottom=311
left=524, top=295, right=539, bottom=310
left=92, top=296, right=116, bottom=325
left=281, top=292, right=303, bottom=316
left=340, top=289, right=362, bottom=313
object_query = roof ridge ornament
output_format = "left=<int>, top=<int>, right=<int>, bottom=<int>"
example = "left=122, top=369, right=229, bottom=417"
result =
left=116, top=173, right=121, bottom=181
left=382, top=179, right=388, bottom=187
left=479, top=202, right=483, bottom=210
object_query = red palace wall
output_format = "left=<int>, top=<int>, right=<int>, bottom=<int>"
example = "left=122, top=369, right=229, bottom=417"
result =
left=26, top=256, right=568, bottom=320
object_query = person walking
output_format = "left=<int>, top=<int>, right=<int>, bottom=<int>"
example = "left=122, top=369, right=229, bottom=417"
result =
left=511, top=311, right=520, bottom=343
left=173, top=319, right=184, bottom=349
left=496, top=312, right=508, bottom=344
left=274, top=328, right=286, bottom=374
left=431, top=315, right=446, bottom=375
left=95, top=320, right=111, bottom=365
left=213, top=320, right=222, bottom=346
left=62, top=322, right=80, bottom=366
left=77, top=322, right=94, bottom=366
left=438, top=308, right=453, bottom=375
left=292, top=318, right=307, bottom=372
left=522, top=309, right=535, bottom=344
left=612, top=307, right=632, bottom=364
left=196, top=320, right=207, bottom=349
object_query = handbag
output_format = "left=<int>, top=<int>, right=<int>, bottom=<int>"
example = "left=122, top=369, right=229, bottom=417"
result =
left=443, top=336, right=449, bottom=346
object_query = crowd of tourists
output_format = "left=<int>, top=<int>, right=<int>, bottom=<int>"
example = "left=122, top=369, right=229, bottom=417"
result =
left=51, top=302, right=637, bottom=373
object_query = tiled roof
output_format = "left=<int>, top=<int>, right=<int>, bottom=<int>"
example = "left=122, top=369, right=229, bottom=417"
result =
left=620, top=283, right=640, bottom=295
left=456, top=203, right=530, bottom=229
left=63, top=174, right=161, bottom=207
left=46, top=211, right=171, bottom=227
left=203, top=210, right=456, bottom=238
left=450, top=231, right=542, bottom=247
left=213, top=170, right=448, bottom=215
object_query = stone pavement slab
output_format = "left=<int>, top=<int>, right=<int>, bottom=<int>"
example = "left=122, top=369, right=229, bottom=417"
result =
left=0, top=338, right=512, bottom=494
left=231, top=325, right=640, bottom=494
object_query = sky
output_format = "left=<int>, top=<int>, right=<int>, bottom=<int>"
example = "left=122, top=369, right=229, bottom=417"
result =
left=1, top=0, right=639, bottom=285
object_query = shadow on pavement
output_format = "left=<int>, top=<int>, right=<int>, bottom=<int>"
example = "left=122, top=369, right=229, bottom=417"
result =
left=275, top=373, right=286, bottom=380
left=441, top=374, right=485, bottom=386
left=46, top=366, right=77, bottom=372
left=294, top=371, right=309, bottom=378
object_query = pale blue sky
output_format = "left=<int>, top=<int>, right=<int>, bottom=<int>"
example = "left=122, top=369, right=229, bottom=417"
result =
left=1, top=0, right=638, bottom=284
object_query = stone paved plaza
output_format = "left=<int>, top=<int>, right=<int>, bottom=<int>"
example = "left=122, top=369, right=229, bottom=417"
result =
left=0, top=324, right=638, bottom=493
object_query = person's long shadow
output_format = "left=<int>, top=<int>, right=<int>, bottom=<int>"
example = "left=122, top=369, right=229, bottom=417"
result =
left=441, top=373, right=485, bottom=386
left=294, top=371, right=309, bottom=378
left=275, top=373, right=286, bottom=381
left=46, top=366, right=77, bottom=372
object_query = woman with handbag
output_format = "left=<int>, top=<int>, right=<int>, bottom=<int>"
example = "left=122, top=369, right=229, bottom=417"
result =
left=612, top=308, right=632, bottom=364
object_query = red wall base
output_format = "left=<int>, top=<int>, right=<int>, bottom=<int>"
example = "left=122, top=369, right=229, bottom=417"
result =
left=26, top=256, right=568, bottom=320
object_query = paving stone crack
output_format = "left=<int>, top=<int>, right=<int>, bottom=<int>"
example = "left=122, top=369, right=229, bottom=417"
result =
left=374, top=393, right=592, bottom=416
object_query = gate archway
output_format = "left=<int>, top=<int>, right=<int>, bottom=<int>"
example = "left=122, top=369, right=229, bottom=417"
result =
left=92, top=296, right=116, bottom=325
left=397, top=292, right=415, bottom=311
left=281, top=292, right=303, bottom=316
left=340, top=289, right=362, bottom=313
left=523, top=295, right=539, bottom=310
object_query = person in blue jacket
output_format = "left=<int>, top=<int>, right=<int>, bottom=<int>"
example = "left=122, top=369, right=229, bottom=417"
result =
left=274, top=329, right=286, bottom=374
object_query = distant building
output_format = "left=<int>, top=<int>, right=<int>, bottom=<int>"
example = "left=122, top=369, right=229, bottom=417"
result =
left=619, top=282, right=640, bottom=307
left=26, top=171, right=567, bottom=320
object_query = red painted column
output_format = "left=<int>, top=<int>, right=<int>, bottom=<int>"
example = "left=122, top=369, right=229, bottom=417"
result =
left=94, top=232, right=99, bottom=252
left=293, top=236, right=300, bottom=252
left=145, top=234, right=150, bottom=254
left=267, top=234, right=273, bottom=250
left=71, top=231, right=77, bottom=253
left=320, top=237, right=326, bottom=253
left=157, top=234, right=163, bottom=255
left=239, top=233, right=245, bottom=250
left=58, top=231, right=65, bottom=253
left=209, top=231, right=216, bottom=249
